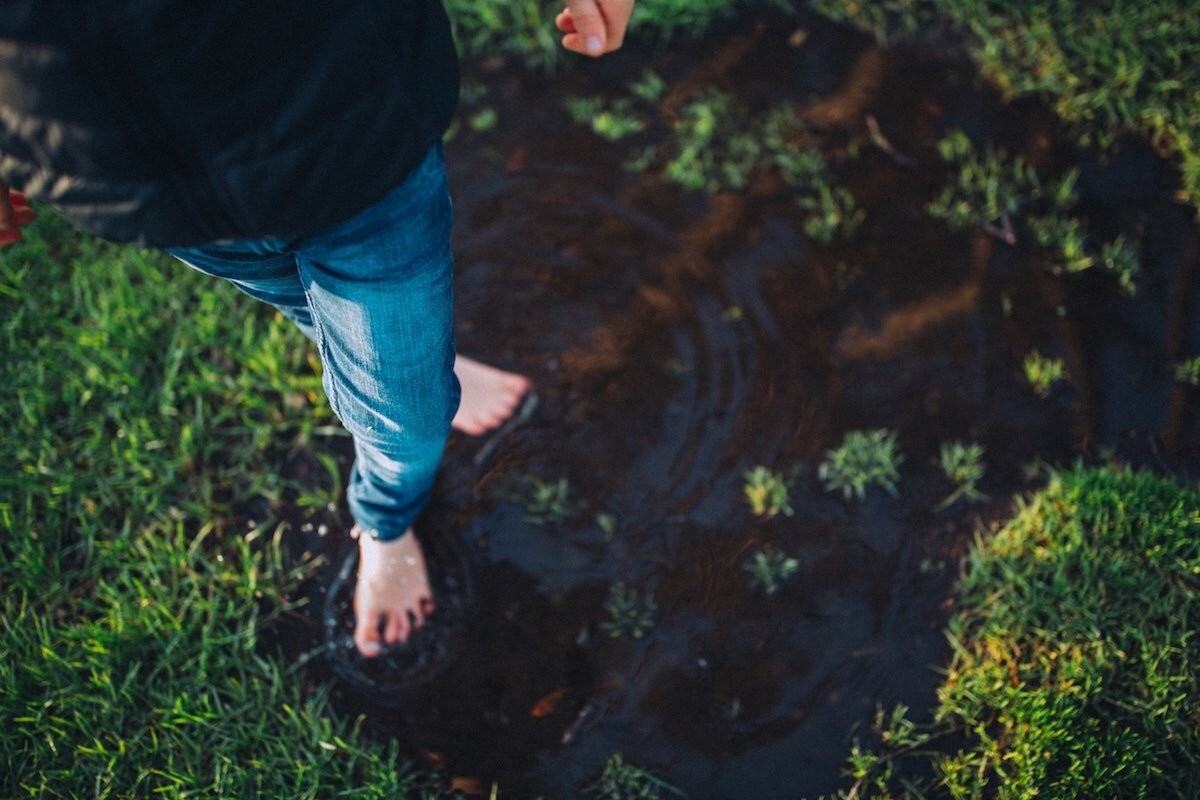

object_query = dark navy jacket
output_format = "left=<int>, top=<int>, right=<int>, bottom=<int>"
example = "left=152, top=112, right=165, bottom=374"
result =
left=0, top=2, right=459, bottom=246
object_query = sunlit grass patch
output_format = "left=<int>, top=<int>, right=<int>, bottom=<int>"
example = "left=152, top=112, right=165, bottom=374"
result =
left=0, top=214, right=429, bottom=797
left=937, top=464, right=1200, bottom=797
left=812, top=464, right=1200, bottom=799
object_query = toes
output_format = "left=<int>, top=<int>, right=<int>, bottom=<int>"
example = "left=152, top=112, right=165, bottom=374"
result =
left=457, top=418, right=488, bottom=436
left=384, top=612, right=406, bottom=646
left=354, top=612, right=384, bottom=657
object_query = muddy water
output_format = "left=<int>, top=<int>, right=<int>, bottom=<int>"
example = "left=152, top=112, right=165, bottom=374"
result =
left=278, top=12, right=1200, bottom=798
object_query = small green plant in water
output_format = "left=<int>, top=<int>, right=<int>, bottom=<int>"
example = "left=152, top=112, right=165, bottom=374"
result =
left=819, top=429, right=903, bottom=500
left=467, top=107, right=498, bottom=132
left=743, top=465, right=794, bottom=519
left=663, top=90, right=756, bottom=193
left=928, top=130, right=1040, bottom=241
left=583, top=753, right=685, bottom=800
left=565, top=95, right=646, bottom=142
left=936, top=440, right=988, bottom=510
left=596, top=511, right=618, bottom=541
left=521, top=475, right=577, bottom=525
left=930, top=131, right=1141, bottom=290
left=741, top=546, right=800, bottom=595
left=629, top=69, right=667, bottom=103
left=564, top=82, right=863, bottom=242
left=600, top=582, right=656, bottom=639
left=1172, top=356, right=1200, bottom=386
left=1023, top=350, right=1068, bottom=398
left=800, top=183, right=864, bottom=245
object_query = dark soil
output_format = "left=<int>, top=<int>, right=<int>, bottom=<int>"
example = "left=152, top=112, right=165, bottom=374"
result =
left=270, top=11, right=1200, bottom=799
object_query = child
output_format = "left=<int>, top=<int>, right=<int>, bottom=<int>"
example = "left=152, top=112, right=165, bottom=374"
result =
left=0, top=0, right=633, bottom=658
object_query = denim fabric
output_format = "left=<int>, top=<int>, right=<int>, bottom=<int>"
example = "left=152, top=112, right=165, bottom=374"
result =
left=169, top=145, right=459, bottom=542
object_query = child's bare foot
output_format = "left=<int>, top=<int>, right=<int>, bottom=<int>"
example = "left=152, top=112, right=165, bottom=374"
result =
left=452, top=355, right=531, bottom=435
left=352, top=526, right=435, bottom=657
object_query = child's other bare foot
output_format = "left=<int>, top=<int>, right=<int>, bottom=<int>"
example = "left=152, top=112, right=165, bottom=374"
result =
left=353, top=526, right=434, bottom=657
left=452, top=355, right=531, bottom=436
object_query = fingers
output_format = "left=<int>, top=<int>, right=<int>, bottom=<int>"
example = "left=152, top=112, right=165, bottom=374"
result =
left=559, top=0, right=634, bottom=57
left=0, top=184, right=36, bottom=246
left=12, top=205, right=35, bottom=226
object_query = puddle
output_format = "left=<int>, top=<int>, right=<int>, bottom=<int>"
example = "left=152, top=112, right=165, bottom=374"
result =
left=269, top=11, right=1199, bottom=798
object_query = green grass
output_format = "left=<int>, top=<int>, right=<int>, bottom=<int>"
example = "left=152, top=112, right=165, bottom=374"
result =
left=565, top=80, right=864, bottom=241
left=812, top=464, right=1200, bottom=799
left=0, top=214, right=437, bottom=797
left=818, top=429, right=904, bottom=500
left=6, top=5, right=1199, bottom=794
left=583, top=754, right=685, bottom=799
left=939, top=464, right=1200, bottom=797
left=600, top=582, right=658, bottom=640
left=936, top=440, right=988, bottom=510
left=445, top=0, right=790, bottom=68
left=743, top=465, right=795, bottom=519
left=929, top=130, right=1142, bottom=290
left=808, top=0, right=1200, bottom=213
left=741, top=546, right=801, bottom=595
left=1022, top=348, right=1068, bottom=397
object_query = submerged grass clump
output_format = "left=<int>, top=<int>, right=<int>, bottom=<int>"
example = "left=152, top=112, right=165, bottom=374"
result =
left=743, top=465, right=794, bottom=519
left=930, top=130, right=1142, bottom=291
left=819, top=429, right=903, bottom=500
left=1173, top=356, right=1200, bottom=386
left=1022, top=349, right=1068, bottom=397
left=564, top=78, right=864, bottom=243
left=517, top=475, right=579, bottom=526
left=583, top=754, right=685, bottom=800
left=600, top=582, right=657, bottom=640
left=741, top=546, right=800, bottom=595
left=811, top=464, right=1200, bottom=799
left=936, top=440, right=987, bottom=510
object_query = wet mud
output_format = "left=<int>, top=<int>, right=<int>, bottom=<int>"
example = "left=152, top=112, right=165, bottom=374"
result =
left=271, top=11, right=1200, bottom=798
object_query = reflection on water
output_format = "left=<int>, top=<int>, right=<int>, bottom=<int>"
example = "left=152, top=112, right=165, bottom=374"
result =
left=276, top=11, right=1199, bottom=798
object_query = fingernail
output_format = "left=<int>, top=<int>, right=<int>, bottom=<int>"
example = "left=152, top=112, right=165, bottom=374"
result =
left=360, top=641, right=381, bottom=656
left=586, top=35, right=602, bottom=54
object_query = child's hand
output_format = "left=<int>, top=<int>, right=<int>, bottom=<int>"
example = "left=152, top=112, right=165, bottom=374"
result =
left=556, top=0, right=635, bottom=57
left=0, top=180, right=36, bottom=246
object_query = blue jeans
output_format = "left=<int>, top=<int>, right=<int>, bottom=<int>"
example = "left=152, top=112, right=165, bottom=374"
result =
left=170, top=145, right=459, bottom=542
